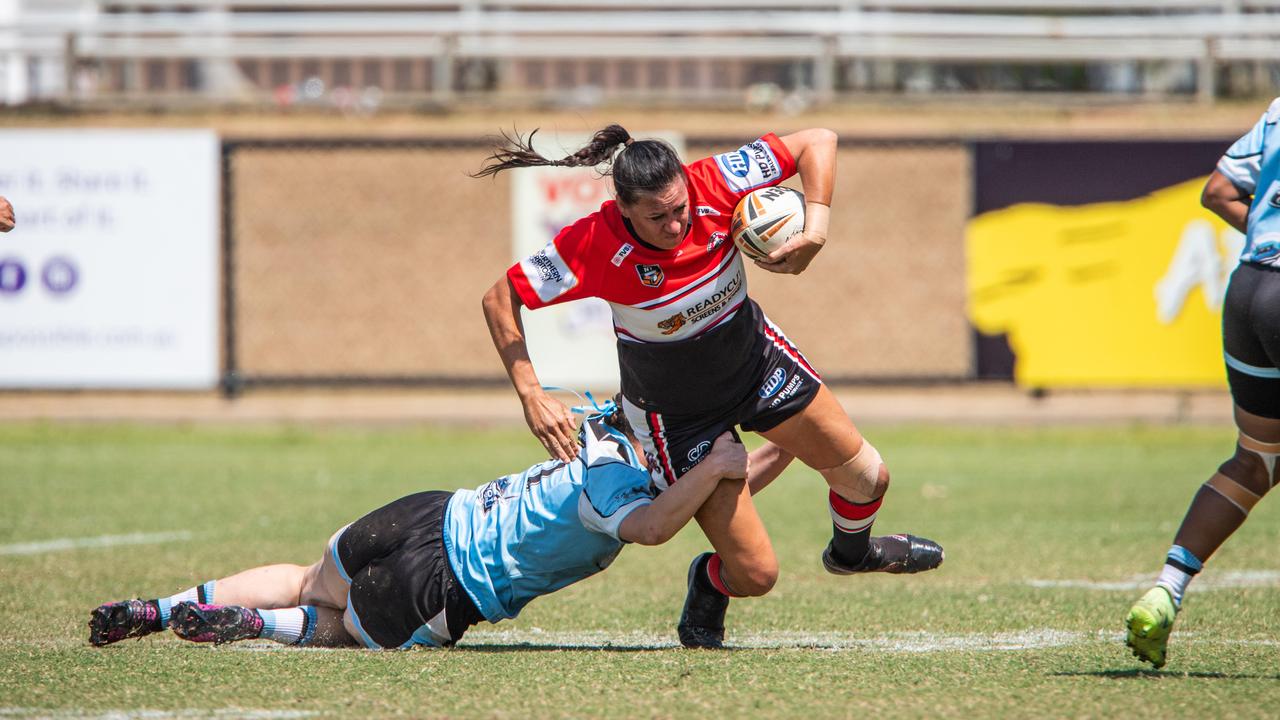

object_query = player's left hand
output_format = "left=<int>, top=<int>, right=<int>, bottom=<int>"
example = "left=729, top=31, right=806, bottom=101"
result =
left=755, top=231, right=824, bottom=275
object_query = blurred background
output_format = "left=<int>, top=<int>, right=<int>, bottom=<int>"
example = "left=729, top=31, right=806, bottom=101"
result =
left=1, top=0, right=1276, bottom=422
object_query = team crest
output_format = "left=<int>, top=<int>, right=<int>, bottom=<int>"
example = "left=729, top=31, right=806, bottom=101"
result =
left=657, top=312, right=686, bottom=335
left=707, top=231, right=727, bottom=252
left=636, top=263, right=665, bottom=288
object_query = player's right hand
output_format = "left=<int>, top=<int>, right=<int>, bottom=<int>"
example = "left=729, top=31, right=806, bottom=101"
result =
left=522, top=390, right=578, bottom=462
left=0, top=196, right=13, bottom=233
left=707, top=432, right=748, bottom=480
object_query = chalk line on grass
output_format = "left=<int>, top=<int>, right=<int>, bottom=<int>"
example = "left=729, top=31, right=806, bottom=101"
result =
left=1026, top=569, right=1280, bottom=592
left=0, top=532, right=193, bottom=556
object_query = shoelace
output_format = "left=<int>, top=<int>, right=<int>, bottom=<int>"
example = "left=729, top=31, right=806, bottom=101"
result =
left=541, top=386, right=616, bottom=423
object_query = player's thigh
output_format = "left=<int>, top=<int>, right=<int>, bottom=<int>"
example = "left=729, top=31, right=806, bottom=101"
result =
left=1224, top=263, right=1280, bottom=425
left=299, top=526, right=353, bottom=610
left=693, top=478, right=777, bottom=593
left=758, top=384, right=862, bottom=469
left=1235, top=404, right=1280, bottom=443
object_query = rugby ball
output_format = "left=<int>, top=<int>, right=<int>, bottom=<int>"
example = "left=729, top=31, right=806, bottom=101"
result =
left=731, top=186, right=805, bottom=261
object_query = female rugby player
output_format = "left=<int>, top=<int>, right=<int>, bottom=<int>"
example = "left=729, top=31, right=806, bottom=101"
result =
left=89, top=404, right=792, bottom=649
left=478, top=126, right=943, bottom=648
left=1126, top=97, right=1280, bottom=669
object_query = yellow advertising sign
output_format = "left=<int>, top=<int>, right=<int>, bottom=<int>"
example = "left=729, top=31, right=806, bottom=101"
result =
left=966, top=177, right=1244, bottom=388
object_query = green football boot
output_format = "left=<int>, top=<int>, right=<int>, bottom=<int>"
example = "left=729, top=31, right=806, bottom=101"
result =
left=1125, top=586, right=1177, bottom=669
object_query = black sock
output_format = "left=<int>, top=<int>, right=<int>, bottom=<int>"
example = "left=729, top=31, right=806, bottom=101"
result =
left=829, top=491, right=883, bottom=566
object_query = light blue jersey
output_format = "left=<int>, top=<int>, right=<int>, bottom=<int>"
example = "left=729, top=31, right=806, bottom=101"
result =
left=1217, top=97, right=1280, bottom=267
left=443, top=418, right=654, bottom=622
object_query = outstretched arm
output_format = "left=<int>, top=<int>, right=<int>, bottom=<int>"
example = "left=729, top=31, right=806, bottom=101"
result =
left=1202, top=169, right=1250, bottom=234
left=619, top=432, right=748, bottom=546
left=756, top=128, right=838, bottom=275
left=747, top=441, right=795, bottom=496
left=482, top=275, right=578, bottom=462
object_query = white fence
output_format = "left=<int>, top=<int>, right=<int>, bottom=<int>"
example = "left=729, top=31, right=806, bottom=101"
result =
left=2, top=0, right=1279, bottom=105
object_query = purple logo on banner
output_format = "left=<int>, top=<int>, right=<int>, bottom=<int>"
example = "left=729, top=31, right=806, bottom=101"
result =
left=0, top=258, right=26, bottom=294
left=42, top=257, right=78, bottom=294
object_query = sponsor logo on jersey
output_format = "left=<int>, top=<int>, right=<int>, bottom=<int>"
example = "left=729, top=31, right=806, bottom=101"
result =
left=520, top=243, right=579, bottom=303
left=611, top=243, right=635, bottom=267
left=529, top=251, right=562, bottom=283
left=657, top=312, right=687, bottom=335
left=1269, top=187, right=1280, bottom=209
left=759, top=367, right=787, bottom=399
left=696, top=205, right=721, bottom=217
left=707, top=231, right=727, bottom=252
left=479, top=476, right=513, bottom=513
left=1254, top=239, right=1280, bottom=262
left=687, top=440, right=711, bottom=464
left=714, top=139, right=784, bottom=193
left=682, top=270, right=743, bottom=325
left=768, top=375, right=806, bottom=409
left=636, top=263, right=665, bottom=288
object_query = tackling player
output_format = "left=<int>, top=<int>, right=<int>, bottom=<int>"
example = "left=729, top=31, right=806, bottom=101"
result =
left=89, top=401, right=787, bottom=649
left=478, top=126, right=943, bottom=649
left=1125, top=97, right=1280, bottom=668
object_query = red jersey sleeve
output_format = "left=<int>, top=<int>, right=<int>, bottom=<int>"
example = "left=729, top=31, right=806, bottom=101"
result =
left=506, top=212, right=602, bottom=310
left=684, top=133, right=798, bottom=210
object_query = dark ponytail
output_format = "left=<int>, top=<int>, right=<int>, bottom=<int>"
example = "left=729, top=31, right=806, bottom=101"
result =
left=473, top=124, right=684, bottom=206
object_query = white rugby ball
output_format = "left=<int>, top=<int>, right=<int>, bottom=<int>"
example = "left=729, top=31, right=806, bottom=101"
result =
left=731, top=186, right=805, bottom=261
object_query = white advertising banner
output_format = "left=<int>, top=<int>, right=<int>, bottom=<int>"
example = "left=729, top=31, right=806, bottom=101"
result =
left=512, top=131, right=683, bottom=390
left=0, top=130, right=219, bottom=388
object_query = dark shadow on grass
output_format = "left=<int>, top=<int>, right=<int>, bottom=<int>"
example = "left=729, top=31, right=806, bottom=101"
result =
left=1051, top=669, right=1280, bottom=680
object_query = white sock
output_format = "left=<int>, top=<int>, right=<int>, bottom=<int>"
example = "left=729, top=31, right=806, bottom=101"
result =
left=259, top=606, right=317, bottom=646
left=157, top=580, right=216, bottom=625
left=1155, top=545, right=1202, bottom=608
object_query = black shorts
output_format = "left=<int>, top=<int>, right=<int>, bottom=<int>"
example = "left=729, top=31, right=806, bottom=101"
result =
left=621, top=310, right=821, bottom=490
left=330, top=491, right=483, bottom=649
left=1223, top=262, right=1280, bottom=419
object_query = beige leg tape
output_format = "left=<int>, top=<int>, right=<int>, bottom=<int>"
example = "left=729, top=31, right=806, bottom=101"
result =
left=1203, top=432, right=1280, bottom=514
left=820, top=440, right=883, bottom=500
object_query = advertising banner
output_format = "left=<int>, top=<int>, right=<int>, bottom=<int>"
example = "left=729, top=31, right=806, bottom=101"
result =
left=0, top=130, right=219, bottom=388
left=512, top=131, right=683, bottom=390
left=966, top=140, right=1237, bottom=388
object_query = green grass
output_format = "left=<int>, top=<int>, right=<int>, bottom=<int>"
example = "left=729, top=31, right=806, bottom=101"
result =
left=1, top=422, right=1278, bottom=718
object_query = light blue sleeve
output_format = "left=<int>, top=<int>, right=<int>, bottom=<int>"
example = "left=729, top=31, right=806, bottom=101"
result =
left=577, top=462, right=654, bottom=540
left=1217, top=98, right=1280, bottom=194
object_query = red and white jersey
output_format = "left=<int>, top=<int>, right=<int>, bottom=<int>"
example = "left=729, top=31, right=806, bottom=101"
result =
left=507, top=134, right=797, bottom=343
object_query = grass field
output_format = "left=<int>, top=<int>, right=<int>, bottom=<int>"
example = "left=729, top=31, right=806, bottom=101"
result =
left=1, top=421, right=1278, bottom=719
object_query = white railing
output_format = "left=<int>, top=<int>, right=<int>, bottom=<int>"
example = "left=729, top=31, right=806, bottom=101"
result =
left=3, top=2, right=1279, bottom=104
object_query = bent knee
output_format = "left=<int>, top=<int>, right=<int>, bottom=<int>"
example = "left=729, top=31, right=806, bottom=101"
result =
left=730, top=560, right=779, bottom=597
left=1219, top=450, right=1272, bottom=497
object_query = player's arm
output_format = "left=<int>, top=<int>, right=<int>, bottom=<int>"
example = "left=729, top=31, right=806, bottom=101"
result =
left=0, top=196, right=13, bottom=232
left=747, top=441, right=795, bottom=496
left=618, top=432, right=748, bottom=546
left=1201, top=169, right=1251, bottom=234
left=757, top=128, right=837, bottom=275
left=481, top=275, right=578, bottom=462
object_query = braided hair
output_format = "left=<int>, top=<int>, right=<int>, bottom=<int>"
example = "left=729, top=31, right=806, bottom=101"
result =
left=472, top=125, right=684, bottom=206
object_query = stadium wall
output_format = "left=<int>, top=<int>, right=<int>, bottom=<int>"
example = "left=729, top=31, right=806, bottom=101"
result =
left=225, top=137, right=972, bottom=388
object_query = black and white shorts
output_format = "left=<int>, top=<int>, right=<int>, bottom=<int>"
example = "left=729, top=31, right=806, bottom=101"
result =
left=622, top=314, right=822, bottom=491
left=1223, top=262, right=1280, bottom=419
left=329, top=491, right=483, bottom=649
